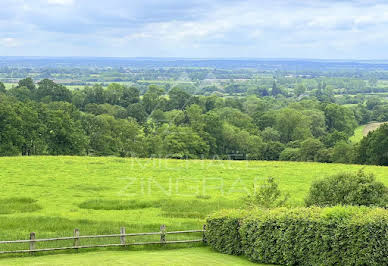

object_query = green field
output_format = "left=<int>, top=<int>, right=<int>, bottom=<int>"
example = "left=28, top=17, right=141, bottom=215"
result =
left=137, top=80, right=194, bottom=84
left=0, top=247, right=259, bottom=265
left=65, top=85, right=86, bottom=90
left=0, top=156, right=387, bottom=262
left=350, top=125, right=365, bottom=143
left=3, top=83, right=16, bottom=90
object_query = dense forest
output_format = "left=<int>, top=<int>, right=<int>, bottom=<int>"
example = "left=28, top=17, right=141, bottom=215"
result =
left=0, top=77, right=387, bottom=165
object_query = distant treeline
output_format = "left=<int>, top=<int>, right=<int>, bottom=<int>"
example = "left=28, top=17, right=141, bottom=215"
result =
left=0, top=78, right=387, bottom=165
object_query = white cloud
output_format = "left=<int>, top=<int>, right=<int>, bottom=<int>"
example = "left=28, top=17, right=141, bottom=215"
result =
left=125, top=32, right=152, bottom=40
left=0, top=38, right=20, bottom=48
left=47, top=0, right=74, bottom=5
left=2, top=0, right=388, bottom=58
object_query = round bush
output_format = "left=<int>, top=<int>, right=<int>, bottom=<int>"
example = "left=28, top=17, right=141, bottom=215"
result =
left=305, top=170, right=387, bottom=207
left=279, top=147, right=301, bottom=161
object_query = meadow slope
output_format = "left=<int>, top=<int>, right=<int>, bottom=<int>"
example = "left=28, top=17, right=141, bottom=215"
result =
left=0, top=156, right=387, bottom=257
left=0, top=248, right=260, bottom=266
left=350, top=122, right=387, bottom=143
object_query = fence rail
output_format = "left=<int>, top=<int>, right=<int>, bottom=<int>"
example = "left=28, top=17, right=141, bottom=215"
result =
left=0, top=225, right=206, bottom=255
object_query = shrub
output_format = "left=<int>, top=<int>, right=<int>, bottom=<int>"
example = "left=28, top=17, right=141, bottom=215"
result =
left=206, top=206, right=388, bottom=266
left=262, top=141, right=285, bottom=160
left=305, top=170, right=387, bottom=207
left=279, top=147, right=301, bottom=161
left=243, top=177, right=288, bottom=208
left=300, top=138, right=324, bottom=161
left=331, top=141, right=354, bottom=163
left=314, top=147, right=332, bottom=163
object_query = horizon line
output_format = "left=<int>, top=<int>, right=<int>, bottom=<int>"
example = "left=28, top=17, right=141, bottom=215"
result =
left=1, top=56, right=388, bottom=62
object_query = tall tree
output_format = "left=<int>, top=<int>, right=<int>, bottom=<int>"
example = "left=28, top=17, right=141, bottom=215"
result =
left=275, top=108, right=312, bottom=143
left=17, top=77, right=36, bottom=92
left=0, top=96, right=23, bottom=155
left=324, top=103, right=357, bottom=136
left=36, top=79, right=72, bottom=102
left=83, top=84, right=106, bottom=106
left=121, top=86, right=140, bottom=107
left=43, top=102, right=87, bottom=155
left=0, top=82, right=6, bottom=94
left=162, top=126, right=209, bottom=159
left=142, top=85, right=164, bottom=114
left=8, top=86, right=32, bottom=101
left=357, top=124, right=388, bottom=166
left=271, top=81, right=282, bottom=96
left=168, top=87, right=191, bottom=110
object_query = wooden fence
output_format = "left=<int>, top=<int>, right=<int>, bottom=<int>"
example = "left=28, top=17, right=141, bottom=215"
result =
left=0, top=225, right=206, bottom=254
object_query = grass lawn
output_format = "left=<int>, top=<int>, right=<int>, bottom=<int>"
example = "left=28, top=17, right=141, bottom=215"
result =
left=0, top=156, right=386, bottom=261
left=0, top=247, right=259, bottom=265
left=350, top=125, right=365, bottom=143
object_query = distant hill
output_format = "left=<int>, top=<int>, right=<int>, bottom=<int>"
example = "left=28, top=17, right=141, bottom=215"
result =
left=2, top=56, right=388, bottom=70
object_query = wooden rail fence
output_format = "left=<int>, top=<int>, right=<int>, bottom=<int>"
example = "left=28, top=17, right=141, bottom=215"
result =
left=0, top=225, right=206, bottom=254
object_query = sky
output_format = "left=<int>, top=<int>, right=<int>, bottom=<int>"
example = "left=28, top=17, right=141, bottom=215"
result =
left=1, top=0, right=388, bottom=59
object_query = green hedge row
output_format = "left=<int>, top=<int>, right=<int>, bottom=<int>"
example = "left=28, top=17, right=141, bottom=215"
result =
left=206, top=206, right=388, bottom=266
left=205, top=209, right=247, bottom=255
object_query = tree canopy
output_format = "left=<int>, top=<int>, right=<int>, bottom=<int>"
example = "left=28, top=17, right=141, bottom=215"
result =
left=0, top=78, right=386, bottom=166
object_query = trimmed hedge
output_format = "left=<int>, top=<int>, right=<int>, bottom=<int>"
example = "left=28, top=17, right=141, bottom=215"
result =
left=205, top=209, right=247, bottom=255
left=206, top=207, right=388, bottom=265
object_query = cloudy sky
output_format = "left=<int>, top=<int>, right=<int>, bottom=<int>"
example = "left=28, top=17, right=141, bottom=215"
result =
left=1, top=0, right=388, bottom=59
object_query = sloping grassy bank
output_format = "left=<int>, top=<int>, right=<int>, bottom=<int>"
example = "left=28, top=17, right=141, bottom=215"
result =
left=0, top=156, right=386, bottom=258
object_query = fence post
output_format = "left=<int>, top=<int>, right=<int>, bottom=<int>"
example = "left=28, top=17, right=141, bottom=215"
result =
left=74, top=229, right=80, bottom=249
left=160, top=225, right=166, bottom=243
left=120, top=227, right=126, bottom=245
left=29, top=232, right=36, bottom=254
left=202, top=224, right=207, bottom=244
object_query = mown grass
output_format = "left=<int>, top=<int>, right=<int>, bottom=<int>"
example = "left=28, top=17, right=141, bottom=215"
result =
left=350, top=125, right=365, bottom=143
left=0, top=156, right=386, bottom=259
left=0, top=247, right=261, bottom=265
